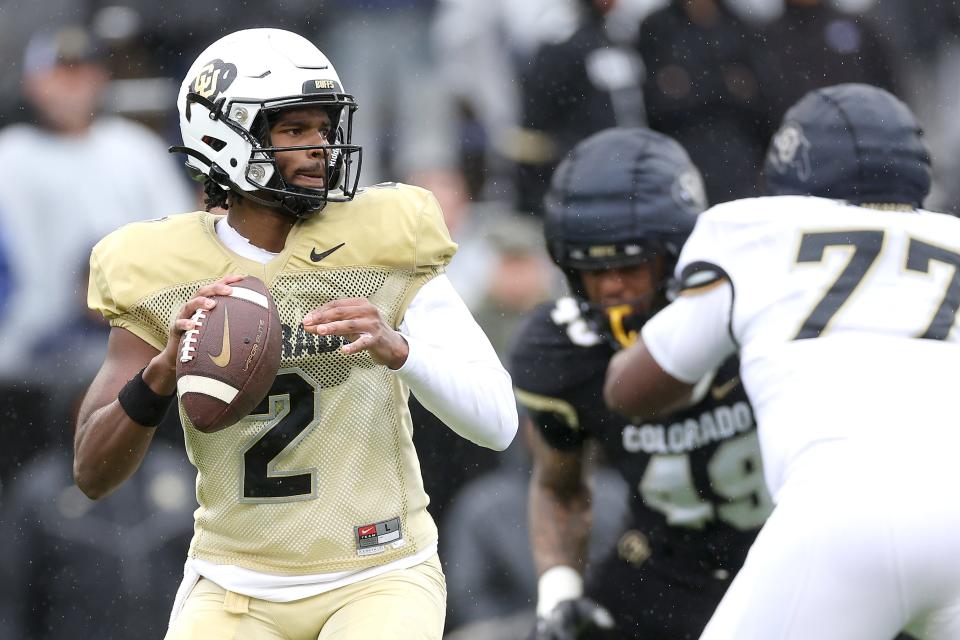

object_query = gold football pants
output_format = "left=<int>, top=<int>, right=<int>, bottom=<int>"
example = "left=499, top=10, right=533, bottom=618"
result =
left=165, top=555, right=446, bottom=640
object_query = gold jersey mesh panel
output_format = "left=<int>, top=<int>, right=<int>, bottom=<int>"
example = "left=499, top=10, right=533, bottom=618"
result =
left=127, top=266, right=437, bottom=574
left=88, top=184, right=457, bottom=575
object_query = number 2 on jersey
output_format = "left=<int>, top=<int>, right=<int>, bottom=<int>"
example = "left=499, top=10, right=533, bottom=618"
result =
left=794, top=230, right=960, bottom=340
left=240, top=370, right=318, bottom=502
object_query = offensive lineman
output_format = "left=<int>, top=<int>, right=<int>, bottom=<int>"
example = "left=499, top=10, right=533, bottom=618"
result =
left=606, top=84, right=960, bottom=639
left=510, top=128, right=773, bottom=639
left=73, top=29, right=517, bottom=639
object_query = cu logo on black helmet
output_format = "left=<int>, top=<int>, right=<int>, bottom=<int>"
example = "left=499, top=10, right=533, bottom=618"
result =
left=768, top=123, right=812, bottom=182
left=672, top=169, right=708, bottom=213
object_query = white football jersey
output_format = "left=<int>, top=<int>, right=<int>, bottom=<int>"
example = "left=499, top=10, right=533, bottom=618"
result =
left=643, top=195, right=960, bottom=496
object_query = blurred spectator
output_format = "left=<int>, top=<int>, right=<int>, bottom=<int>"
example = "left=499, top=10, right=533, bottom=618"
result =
left=0, top=0, right=87, bottom=122
left=433, top=0, right=581, bottom=137
left=317, top=1, right=460, bottom=195
left=467, top=212, right=559, bottom=356
left=864, top=0, right=960, bottom=212
left=431, top=0, right=581, bottom=199
left=442, top=424, right=629, bottom=632
left=0, top=24, right=193, bottom=378
left=445, top=203, right=559, bottom=312
left=515, top=0, right=646, bottom=215
left=29, top=259, right=110, bottom=388
left=753, top=0, right=898, bottom=122
left=0, top=440, right=194, bottom=638
left=441, top=202, right=500, bottom=310
left=638, top=0, right=772, bottom=203
left=0, top=259, right=111, bottom=489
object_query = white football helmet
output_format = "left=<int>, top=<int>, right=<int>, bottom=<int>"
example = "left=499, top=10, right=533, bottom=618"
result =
left=172, top=28, right=361, bottom=217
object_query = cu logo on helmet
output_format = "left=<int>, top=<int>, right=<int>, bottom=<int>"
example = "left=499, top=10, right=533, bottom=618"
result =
left=672, top=170, right=707, bottom=212
left=769, top=123, right=812, bottom=181
left=191, top=59, right=238, bottom=101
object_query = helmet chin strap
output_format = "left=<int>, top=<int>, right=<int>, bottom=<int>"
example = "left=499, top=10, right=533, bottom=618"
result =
left=229, top=183, right=325, bottom=219
left=221, top=188, right=323, bottom=220
left=278, top=187, right=326, bottom=218
left=237, top=160, right=331, bottom=219
left=216, top=163, right=325, bottom=220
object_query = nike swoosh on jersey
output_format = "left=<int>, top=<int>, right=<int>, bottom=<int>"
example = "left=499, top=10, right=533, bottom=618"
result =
left=208, top=308, right=231, bottom=368
left=310, top=242, right=346, bottom=262
left=711, top=375, right=739, bottom=401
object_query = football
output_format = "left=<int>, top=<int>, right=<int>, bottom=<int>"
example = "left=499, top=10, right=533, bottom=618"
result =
left=175, top=275, right=282, bottom=433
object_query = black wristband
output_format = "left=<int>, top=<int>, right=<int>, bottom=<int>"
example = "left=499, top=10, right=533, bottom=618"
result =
left=118, top=366, right=175, bottom=427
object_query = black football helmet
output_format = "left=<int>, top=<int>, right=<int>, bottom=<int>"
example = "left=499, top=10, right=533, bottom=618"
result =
left=544, top=127, right=707, bottom=349
left=763, top=83, right=931, bottom=207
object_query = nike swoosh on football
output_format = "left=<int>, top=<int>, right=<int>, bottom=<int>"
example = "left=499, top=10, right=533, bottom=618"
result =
left=310, top=242, right=346, bottom=262
left=710, top=376, right=740, bottom=401
left=208, top=308, right=231, bottom=368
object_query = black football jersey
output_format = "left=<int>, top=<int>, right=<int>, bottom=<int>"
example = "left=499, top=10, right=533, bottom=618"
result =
left=511, top=297, right=773, bottom=581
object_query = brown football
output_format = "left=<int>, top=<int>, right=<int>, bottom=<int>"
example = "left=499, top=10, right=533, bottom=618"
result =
left=175, top=275, right=282, bottom=433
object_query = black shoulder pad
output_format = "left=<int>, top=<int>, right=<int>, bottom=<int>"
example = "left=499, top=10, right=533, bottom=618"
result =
left=529, top=408, right=585, bottom=451
left=516, top=392, right=585, bottom=451
left=509, top=300, right=611, bottom=399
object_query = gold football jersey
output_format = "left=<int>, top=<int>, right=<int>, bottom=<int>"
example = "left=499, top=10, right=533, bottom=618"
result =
left=89, top=183, right=456, bottom=574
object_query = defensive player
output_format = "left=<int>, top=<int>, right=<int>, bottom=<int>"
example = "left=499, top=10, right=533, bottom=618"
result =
left=73, top=29, right=518, bottom=640
left=510, top=128, right=773, bottom=639
left=605, top=84, right=960, bottom=639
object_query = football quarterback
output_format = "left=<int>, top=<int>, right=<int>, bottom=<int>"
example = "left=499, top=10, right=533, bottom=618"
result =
left=510, top=127, right=772, bottom=639
left=74, top=28, right=517, bottom=640
left=608, top=84, right=960, bottom=639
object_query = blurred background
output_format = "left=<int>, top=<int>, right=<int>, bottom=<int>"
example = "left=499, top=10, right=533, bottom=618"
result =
left=0, top=0, right=958, bottom=637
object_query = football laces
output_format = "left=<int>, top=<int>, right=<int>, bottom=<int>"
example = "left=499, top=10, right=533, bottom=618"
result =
left=179, top=309, right=207, bottom=363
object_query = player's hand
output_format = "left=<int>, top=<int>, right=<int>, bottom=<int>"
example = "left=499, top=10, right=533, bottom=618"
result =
left=531, top=598, right=616, bottom=640
left=154, top=275, right=246, bottom=375
left=302, top=298, right=409, bottom=369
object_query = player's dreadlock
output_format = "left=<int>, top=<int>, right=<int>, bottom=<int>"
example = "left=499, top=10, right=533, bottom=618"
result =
left=202, top=177, right=229, bottom=211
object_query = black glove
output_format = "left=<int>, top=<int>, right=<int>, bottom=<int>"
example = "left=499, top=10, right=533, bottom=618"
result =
left=531, top=597, right=616, bottom=640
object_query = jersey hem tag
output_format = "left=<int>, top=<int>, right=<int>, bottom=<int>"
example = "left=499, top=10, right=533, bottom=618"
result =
left=355, top=516, right=403, bottom=556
